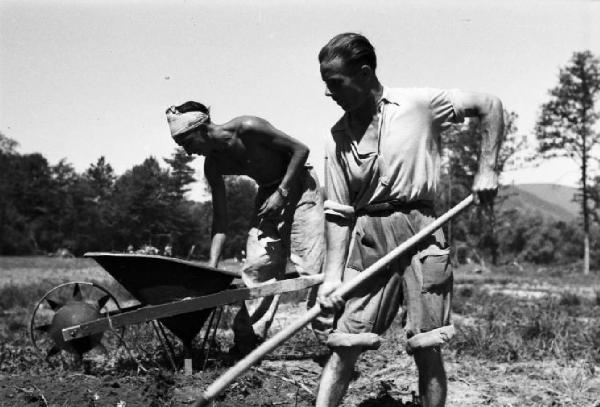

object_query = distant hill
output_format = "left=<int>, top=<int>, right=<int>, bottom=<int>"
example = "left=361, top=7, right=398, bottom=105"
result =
left=499, top=183, right=579, bottom=221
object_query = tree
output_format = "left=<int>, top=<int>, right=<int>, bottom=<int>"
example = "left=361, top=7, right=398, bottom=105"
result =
left=46, top=159, right=80, bottom=251
left=163, top=148, right=201, bottom=256
left=535, top=50, right=600, bottom=275
left=0, top=146, right=30, bottom=253
left=65, top=157, right=119, bottom=254
left=186, top=200, right=213, bottom=258
left=0, top=153, right=54, bottom=253
left=221, top=176, right=257, bottom=258
left=111, top=157, right=172, bottom=250
left=85, top=156, right=116, bottom=199
left=441, top=109, right=522, bottom=264
left=164, top=147, right=196, bottom=200
left=0, top=132, right=18, bottom=154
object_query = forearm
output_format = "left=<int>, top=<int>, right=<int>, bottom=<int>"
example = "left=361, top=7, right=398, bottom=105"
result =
left=278, top=145, right=309, bottom=191
left=208, top=230, right=226, bottom=268
left=478, top=97, right=505, bottom=173
left=323, top=218, right=351, bottom=282
left=208, top=187, right=228, bottom=267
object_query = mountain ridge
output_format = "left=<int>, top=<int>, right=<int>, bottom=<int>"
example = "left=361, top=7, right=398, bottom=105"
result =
left=499, top=183, right=578, bottom=221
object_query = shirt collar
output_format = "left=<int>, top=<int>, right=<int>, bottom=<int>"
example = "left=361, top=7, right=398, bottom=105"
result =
left=378, top=86, right=400, bottom=106
left=331, top=86, right=396, bottom=135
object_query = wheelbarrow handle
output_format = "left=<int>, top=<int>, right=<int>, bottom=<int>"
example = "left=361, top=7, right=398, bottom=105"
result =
left=193, top=194, right=474, bottom=407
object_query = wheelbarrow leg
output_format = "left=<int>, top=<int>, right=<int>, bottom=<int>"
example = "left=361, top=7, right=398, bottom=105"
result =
left=202, top=307, right=224, bottom=371
left=200, top=308, right=218, bottom=360
left=151, top=320, right=177, bottom=372
left=156, top=321, right=178, bottom=369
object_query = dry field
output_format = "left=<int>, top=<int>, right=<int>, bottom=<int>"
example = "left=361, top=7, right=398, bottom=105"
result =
left=1, top=256, right=599, bottom=407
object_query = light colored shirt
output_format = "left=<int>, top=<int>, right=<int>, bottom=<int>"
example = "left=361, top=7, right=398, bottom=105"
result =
left=324, top=87, right=465, bottom=219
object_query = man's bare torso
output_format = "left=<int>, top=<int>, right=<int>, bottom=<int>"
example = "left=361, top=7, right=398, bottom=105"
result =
left=206, top=117, right=289, bottom=186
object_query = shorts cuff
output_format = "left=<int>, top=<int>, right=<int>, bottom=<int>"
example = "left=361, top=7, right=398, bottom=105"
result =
left=326, top=332, right=381, bottom=350
left=405, top=325, right=455, bottom=355
left=324, top=200, right=355, bottom=220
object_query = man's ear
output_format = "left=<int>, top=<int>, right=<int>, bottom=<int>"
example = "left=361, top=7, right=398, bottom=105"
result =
left=359, top=64, right=374, bottom=81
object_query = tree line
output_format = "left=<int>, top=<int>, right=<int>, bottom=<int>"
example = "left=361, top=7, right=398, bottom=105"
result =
left=0, top=139, right=256, bottom=259
left=1, top=50, right=598, bottom=270
left=2, top=127, right=598, bottom=267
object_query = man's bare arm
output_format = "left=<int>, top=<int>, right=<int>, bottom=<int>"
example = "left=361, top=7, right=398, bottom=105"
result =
left=205, top=158, right=227, bottom=268
left=318, top=216, right=351, bottom=311
left=239, top=117, right=309, bottom=194
left=324, top=218, right=351, bottom=282
left=455, top=91, right=505, bottom=205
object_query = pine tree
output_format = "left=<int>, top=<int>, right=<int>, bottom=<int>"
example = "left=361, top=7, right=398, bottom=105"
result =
left=164, top=147, right=196, bottom=199
left=85, top=156, right=116, bottom=199
left=535, top=50, right=600, bottom=275
left=163, top=147, right=199, bottom=255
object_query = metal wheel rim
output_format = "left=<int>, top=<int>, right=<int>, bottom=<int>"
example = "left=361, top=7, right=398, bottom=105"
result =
left=28, top=281, right=123, bottom=358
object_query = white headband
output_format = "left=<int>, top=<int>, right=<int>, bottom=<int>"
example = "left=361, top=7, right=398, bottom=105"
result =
left=165, top=106, right=209, bottom=138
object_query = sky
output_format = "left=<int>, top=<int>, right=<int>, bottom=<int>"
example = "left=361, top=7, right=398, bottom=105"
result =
left=1, top=0, right=599, bottom=200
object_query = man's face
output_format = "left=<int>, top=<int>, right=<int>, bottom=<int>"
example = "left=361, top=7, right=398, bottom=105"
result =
left=320, top=57, right=369, bottom=112
left=173, top=126, right=210, bottom=156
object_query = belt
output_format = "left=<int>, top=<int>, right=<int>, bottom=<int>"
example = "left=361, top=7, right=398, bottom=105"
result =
left=355, top=200, right=433, bottom=216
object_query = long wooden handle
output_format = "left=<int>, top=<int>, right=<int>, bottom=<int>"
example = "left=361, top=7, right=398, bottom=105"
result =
left=193, top=194, right=474, bottom=407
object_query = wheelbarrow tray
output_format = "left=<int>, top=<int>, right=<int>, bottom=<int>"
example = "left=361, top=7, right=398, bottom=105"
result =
left=64, top=253, right=323, bottom=343
left=84, top=252, right=239, bottom=344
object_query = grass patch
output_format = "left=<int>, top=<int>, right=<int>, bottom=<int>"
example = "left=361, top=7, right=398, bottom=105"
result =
left=0, top=279, right=134, bottom=312
left=0, top=256, right=111, bottom=288
left=0, top=282, right=52, bottom=311
left=451, top=286, right=600, bottom=364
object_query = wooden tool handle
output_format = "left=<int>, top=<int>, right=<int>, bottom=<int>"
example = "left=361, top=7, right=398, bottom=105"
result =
left=193, top=194, right=474, bottom=407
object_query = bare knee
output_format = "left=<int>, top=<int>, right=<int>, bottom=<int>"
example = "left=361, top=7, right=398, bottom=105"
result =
left=331, top=346, right=363, bottom=365
left=316, top=347, right=363, bottom=407
left=242, top=257, right=285, bottom=287
left=320, top=346, right=363, bottom=381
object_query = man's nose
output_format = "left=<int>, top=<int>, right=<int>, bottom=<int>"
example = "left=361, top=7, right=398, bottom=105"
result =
left=324, top=85, right=332, bottom=97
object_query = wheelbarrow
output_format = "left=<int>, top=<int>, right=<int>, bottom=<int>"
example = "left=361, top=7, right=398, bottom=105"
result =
left=29, top=252, right=323, bottom=373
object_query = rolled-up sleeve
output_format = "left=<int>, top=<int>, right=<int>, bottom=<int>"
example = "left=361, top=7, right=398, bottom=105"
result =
left=428, top=88, right=467, bottom=129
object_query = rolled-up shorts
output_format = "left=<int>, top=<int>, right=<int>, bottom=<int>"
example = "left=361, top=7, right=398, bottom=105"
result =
left=329, top=207, right=453, bottom=351
left=242, top=167, right=331, bottom=339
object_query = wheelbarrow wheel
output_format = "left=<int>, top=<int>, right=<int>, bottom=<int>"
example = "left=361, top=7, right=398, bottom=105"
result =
left=29, top=281, right=123, bottom=365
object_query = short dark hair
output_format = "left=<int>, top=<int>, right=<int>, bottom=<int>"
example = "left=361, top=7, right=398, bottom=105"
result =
left=176, top=101, right=211, bottom=122
left=318, top=32, right=377, bottom=72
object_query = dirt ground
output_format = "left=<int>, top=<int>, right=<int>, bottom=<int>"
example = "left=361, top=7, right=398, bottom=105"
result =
left=1, top=257, right=599, bottom=407
left=2, top=324, right=599, bottom=407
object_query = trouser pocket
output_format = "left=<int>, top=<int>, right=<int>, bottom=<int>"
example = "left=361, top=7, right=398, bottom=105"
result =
left=403, top=245, right=452, bottom=337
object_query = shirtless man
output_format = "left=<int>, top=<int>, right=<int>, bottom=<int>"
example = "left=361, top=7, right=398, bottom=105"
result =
left=166, top=101, right=327, bottom=354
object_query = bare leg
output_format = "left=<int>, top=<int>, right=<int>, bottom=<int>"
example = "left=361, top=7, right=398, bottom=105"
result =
left=316, top=347, right=362, bottom=407
left=231, top=303, right=256, bottom=355
left=246, top=292, right=281, bottom=339
left=231, top=291, right=281, bottom=354
left=413, top=347, right=447, bottom=407
left=238, top=224, right=285, bottom=347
